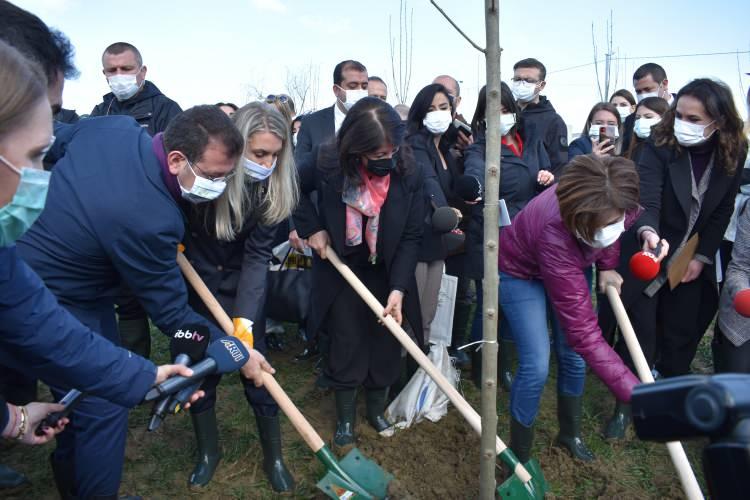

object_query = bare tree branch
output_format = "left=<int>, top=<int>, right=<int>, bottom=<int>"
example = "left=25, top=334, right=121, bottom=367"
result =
left=430, top=0, right=486, bottom=54
left=388, top=0, right=414, bottom=104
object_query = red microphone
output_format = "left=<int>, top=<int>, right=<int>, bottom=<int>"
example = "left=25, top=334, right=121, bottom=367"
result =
left=629, top=244, right=662, bottom=281
left=733, top=289, right=750, bottom=317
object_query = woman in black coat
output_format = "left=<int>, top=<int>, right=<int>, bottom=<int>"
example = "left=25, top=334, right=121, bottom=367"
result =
left=292, top=97, right=424, bottom=446
left=182, top=102, right=299, bottom=491
left=406, top=83, right=463, bottom=346
left=600, top=78, right=748, bottom=438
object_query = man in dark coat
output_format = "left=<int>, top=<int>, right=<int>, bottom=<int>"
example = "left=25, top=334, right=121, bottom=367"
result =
left=511, top=58, right=569, bottom=176
left=621, top=62, right=676, bottom=153
left=17, top=107, right=272, bottom=499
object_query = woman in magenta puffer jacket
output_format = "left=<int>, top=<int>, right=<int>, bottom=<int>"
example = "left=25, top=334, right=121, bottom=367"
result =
left=498, top=154, right=665, bottom=464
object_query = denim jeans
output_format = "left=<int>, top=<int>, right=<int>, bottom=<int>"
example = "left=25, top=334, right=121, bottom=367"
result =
left=499, top=272, right=586, bottom=426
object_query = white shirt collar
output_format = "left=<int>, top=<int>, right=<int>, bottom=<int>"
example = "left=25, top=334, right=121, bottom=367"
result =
left=334, top=102, right=346, bottom=134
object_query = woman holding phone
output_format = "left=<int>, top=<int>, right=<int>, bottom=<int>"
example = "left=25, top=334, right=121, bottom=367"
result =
left=568, top=102, right=623, bottom=160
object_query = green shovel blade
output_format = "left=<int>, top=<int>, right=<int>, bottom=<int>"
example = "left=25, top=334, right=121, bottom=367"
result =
left=316, top=446, right=393, bottom=499
left=496, top=458, right=548, bottom=499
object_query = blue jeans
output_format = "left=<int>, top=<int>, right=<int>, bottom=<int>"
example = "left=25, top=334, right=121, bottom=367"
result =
left=499, top=272, right=586, bottom=426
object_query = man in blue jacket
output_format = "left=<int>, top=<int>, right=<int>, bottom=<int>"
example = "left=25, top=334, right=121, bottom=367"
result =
left=17, top=105, right=273, bottom=499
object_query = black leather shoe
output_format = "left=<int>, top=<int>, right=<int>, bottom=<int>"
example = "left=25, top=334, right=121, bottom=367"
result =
left=265, top=332, right=284, bottom=352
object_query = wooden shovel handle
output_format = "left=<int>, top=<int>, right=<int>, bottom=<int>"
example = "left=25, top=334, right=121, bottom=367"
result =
left=176, top=251, right=325, bottom=452
left=605, top=285, right=703, bottom=500
left=326, top=247, right=532, bottom=483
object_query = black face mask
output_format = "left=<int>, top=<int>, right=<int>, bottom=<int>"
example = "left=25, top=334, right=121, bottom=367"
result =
left=366, top=157, right=396, bottom=177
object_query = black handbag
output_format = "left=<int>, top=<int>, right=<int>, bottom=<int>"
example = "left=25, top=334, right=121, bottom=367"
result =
left=265, top=248, right=311, bottom=324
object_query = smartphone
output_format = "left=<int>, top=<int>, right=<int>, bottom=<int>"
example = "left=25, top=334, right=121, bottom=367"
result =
left=453, top=119, right=472, bottom=138
left=34, top=389, right=85, bottom=436
left=597, top=125, right=618, bottom=145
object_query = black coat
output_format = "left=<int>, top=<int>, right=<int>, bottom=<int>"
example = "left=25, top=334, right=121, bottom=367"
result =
left=520, top=96, right=568, bottom=175
left=182, top=200, right=277, bottom=323
left=463, top=125, right=551, bottom=280
left=292, top=146, right=425, bottom=345
left=294, top=105, right=335, bottom=165
left=408, top=129, right=461, bottom=262
left=90, top=80, right=182, bottom=136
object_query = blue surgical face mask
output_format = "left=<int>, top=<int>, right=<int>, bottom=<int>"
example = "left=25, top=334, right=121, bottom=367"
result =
left=0, top=156, right=51, bottom=247
left=242, top=156, right=276, bottom=182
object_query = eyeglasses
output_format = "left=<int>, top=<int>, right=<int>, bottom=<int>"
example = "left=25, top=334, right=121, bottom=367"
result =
left=185, top=156, right=235, bottom=183
left=265, top=94, right=290, bottom=104
left=511, top=77, right=541, bottom=84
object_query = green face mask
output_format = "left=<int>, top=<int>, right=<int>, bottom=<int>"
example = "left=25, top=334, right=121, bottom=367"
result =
left=0, top=155, right=51, bottom=247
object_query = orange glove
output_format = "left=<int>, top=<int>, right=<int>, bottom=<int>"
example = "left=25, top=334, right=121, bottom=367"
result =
left=232, top=317, right=254, bottom=349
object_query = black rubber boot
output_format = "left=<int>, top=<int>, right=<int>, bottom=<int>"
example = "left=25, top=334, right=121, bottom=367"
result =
left=603, top=401, right=631, bottom=439
left=498, top=338, right=515, bottom=392
left=256, top=415, right=295, bottom=492
left=365, top=388, right=392, bottom=433
left=334, top=389, right=357, bottom=447
left=49, top=453, right=76, bottom=499
left=555, top=394, right=595, bottom=461
left=188, top=408, right=222, bottom=487
left=0, top=463, right=28, bottom=489
left=448, top=301, right=472, bottom=369
left=117, top=317, right=151, bottom=358
left=510, top=417, right=534, bottom=464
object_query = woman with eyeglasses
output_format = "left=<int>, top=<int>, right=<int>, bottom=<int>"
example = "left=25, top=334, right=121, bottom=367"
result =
left=599, top=78, right=748, bottom=439
left=293, top=97, right=424, bottom=446
left=568, top=102, right=623, bottom=160
left=180, top=102, right=299, bottom=491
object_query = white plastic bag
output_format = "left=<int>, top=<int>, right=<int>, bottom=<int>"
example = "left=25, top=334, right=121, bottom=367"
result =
left=384, top=344, right=459, bottom=433
left=428, top=273, right=458, bottom=347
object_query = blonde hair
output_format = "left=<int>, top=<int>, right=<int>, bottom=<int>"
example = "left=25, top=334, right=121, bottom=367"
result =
left=213, top=102, right=299, bottom=240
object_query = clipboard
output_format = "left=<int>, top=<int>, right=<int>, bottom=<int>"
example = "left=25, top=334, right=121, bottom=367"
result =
left=667, top=234, right=699, bottom=290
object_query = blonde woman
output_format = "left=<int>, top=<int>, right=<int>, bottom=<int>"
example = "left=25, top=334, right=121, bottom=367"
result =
left=181, top=102, right=299, bottom=491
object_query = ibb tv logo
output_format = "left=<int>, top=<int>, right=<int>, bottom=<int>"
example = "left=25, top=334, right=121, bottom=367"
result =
left=220, top=339, right=245, bottom=362
left=173, top=329, right=205, bottom=342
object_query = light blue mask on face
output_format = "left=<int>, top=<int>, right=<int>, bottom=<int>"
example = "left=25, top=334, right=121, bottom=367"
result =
left=242, top=156, right=276, bottom=182
left=0, top=156, right=51, bottom=247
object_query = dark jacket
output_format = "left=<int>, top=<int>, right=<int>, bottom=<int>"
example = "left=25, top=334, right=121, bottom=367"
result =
left=499, top=186, right=642, bottom=402
left=520, top=96, right=568, bottom=175
left=90, top=81, right=182, bottom=136
left=17, top=116, right=224, bottom=346
left=0, top=245, right=156, bottom=411
left=408, top=129, right=461, bottom=262
left=621, top=112, right=636, bottom=154
left=182, top=201, right=276, bottom=324
left=292, top=145, right=425, bottom=345
left=463, top=125, right=551, bottom=279
left=294, top=105, right=335, bottom=165
left=568, top=134, right=593, bottom=160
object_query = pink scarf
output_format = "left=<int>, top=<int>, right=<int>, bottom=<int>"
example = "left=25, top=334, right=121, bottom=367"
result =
left=342, top=166, right=391, bottom=263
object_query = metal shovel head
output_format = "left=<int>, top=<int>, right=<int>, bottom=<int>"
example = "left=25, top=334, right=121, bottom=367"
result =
left=496, top=458, right=548, bottom=500
left=317, top=447, right=393, bottom=499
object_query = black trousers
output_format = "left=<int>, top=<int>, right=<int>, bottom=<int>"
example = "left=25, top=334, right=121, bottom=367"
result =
left=323, top=264, right=401, bottom=390
left=712, top=323, right=750, bottom=373
left=614, top=277, right=717, bottom=377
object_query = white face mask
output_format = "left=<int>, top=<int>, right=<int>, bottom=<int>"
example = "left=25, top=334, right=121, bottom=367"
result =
left=510, top=80, right=539, bottom=103
left=634, top=117, right=661, bottom=139
left=337, top=87, right=368, bottom=111
left=107, top=73, right=142, bottom=101
left=673, top=118, right=715, bottom=147
left=292, top=132, right=298, bottom=147
left=615, top=106, right=632, bottom=120
left=500, top=113, right=516, bottom=136
left=422, top=110, right=452, bottom=135
left=178, top=159, right=227, bottom=203
left=583, top=218, right=625, bottom=248
left=588, top=126, right=620, bottom=141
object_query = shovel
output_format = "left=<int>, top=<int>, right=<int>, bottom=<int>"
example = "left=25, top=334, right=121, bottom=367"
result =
left=176, top=250, right=392, bottom=499
left=326, top=247, right=547, bottom=499
left=605, top=285, right=704, bottom=500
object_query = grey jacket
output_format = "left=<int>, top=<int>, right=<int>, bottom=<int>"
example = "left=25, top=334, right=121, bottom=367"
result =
left=719, top=199, right=750, bottom=346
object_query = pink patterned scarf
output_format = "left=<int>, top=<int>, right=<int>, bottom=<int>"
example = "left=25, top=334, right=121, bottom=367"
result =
left=342, top=165, right=391, bottom=263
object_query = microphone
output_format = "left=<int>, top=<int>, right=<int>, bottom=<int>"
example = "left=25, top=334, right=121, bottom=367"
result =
left=148, top=326, right=210, bottom=431
left=733, top=289, right=750, bottom=317
left=629, top=243, right=663, bottom=281
left=455, top=174, right=482, bottom=202
left=432, top=206, right=460, bottom=233
left=144, top=336, right=249, bottom=402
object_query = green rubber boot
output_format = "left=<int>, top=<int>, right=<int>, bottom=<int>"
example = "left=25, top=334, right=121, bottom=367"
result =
left=555, top=394, right=595, bottom=461
left=365, top=388, right=392, bottom=433
left=117, top=317, right=151, bottom=358
left=510, top=417, right=535, bottom=464
left=256, top=415, right=295, bottom=492
left=188, top=408, right=222, bottom=487
left=333, top=389, right=357, bottom=447
left=603, top=401, right=631, bottom=439
left=498, top=338, right=515, bottom=392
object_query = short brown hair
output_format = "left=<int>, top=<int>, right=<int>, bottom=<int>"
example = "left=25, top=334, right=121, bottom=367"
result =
left=557, top=155, right=640, bottom=241
left=103, top=42, right=142, bottom=66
